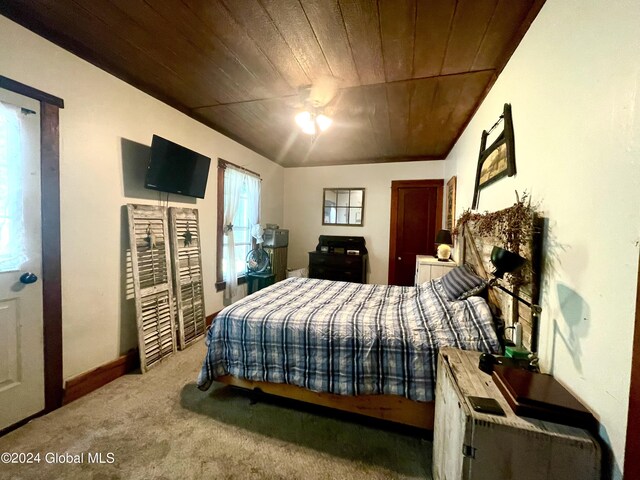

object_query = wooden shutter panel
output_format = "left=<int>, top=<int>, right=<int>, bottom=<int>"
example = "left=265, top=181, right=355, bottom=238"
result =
left=127, top=204, right=177, bottom=372
left=169, top=207, right=207, bottom=349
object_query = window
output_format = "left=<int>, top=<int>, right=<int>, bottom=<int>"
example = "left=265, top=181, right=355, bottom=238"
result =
left=0, top=102, right=26, bottom=272
left=222, top=180, right=251, bottom=278
left=216, top=159, right=261, bottom=293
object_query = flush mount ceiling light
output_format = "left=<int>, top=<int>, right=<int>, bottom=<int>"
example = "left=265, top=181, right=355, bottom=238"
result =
left=295, top=110, right=333, bottom=135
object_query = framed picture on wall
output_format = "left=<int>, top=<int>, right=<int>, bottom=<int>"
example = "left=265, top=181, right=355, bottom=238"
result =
left=472, top=103, right=516, bottom=209
left=446, top=176, right=457, bottom=232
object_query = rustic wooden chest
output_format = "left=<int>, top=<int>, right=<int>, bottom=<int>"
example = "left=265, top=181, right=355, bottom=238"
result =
left=433, top=348, right=601, bottom=480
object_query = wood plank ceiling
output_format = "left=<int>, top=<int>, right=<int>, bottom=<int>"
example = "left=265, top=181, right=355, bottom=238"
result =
left=0, top=0, right=545, bottom=167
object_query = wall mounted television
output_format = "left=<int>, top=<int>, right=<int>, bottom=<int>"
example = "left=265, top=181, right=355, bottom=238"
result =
left=144, top=135, right=211, bottom=199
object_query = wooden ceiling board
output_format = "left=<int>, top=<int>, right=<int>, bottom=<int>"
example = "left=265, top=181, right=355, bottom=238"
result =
left=436, top=70, right=496, bottom=154
left=300, top=0, right=360, bottom=87
left=165, top=0, right=294, bottom=101
left=220, top=0, right=311, bottom=90
left=413, top=0, right=457, bottom=78
left=400, top=71, right=493, bottom=155
left=81, top=0, right=240, bottom=106
left=488, top=0, right=546, bottom=76
left=196, top=104, right=282, bottom=161
left=19, top=0, right=217, bottom=109
left=260, top=0, right=333, bottom=82
left=407, top=77, right=440, bottom=154
left=234, top=101, right=288, bottom=150
left=360, top=83, right=393, bottom=158
left=385, top=80, right=416, bottom=157
left=471, top=0, right=533, bottom=71
left=100, top=0, right=265, bottom=104
left=338, top=0, right=386, bottom=86
left=323, top=87, right=382, bottom=159
left=378, top=0, right=417, bottom=82
left=72, top=0, right=230, bottom=105
left=201, top=96, right=310, bottom=162
left=0, top=0, right=546, bottom=167
left=440, top=0, right=500, bottom=75
left=230, top=103, right=292, bottom=157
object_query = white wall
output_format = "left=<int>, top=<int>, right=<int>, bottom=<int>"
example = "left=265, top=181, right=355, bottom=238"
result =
left=446, top=1, right=640, bottom=477
left=0, top=16, right=284, bottom=380
left=284, top=161, right=446, bottom=285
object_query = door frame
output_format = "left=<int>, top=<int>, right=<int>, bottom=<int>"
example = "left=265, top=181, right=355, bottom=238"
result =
left=388, top=179, right=443, bottom=285
left=0, top=76, right=64, bottom=416
left=624, top=252, right=640, bottom=477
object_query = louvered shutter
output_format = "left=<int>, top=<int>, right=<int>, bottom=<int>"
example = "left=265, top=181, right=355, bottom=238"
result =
left=127, top=204, right=177, bottom=371
left=169, top=207, right=207, bottom=349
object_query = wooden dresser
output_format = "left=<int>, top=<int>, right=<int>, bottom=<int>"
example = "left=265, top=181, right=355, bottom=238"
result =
left=308, top=235, right=367, bottom=283
left=433, top=348, right=601, bottom=480
left=415, top=255, right=456, bottom=285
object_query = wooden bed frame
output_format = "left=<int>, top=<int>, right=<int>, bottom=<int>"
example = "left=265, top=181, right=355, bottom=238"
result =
left=215, top=374, right=435, bottom=430
left=212, top=207, right=542, bottom=431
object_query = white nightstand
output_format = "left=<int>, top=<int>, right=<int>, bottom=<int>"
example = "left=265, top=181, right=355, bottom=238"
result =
left=414, top=255, right=456, bottom=285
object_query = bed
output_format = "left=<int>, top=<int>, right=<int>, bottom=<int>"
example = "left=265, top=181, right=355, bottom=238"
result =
left=197, top=275, right=501, bottom=429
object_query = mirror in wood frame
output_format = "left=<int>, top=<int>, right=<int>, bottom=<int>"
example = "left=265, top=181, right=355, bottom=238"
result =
left=322, top=188, right=364, bottom=226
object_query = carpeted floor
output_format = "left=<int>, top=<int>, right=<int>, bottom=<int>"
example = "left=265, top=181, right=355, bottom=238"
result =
left=0, top=341, right=433, bottom=479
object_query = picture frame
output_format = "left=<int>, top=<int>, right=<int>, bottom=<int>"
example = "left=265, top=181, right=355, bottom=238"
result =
left=472, top=103, right=516, bottom=209
left=446, top=176, right=457, bottom=232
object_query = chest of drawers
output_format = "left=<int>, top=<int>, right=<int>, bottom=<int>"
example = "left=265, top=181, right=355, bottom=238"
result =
left=308, top=252, right=367, bottom=283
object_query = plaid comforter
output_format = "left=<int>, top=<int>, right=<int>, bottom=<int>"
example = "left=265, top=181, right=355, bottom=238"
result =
left=197, top=277, right=499, bottom=402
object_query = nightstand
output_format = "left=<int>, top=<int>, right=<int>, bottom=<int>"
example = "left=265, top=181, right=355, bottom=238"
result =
left=246, top=272, right=275, bottom=294
left=414, top=255, right=456, bottom=285
left=433, top=348, right=601, bottom=480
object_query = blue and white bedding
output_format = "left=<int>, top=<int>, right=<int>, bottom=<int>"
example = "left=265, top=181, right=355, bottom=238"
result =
left=198, top=277, right=500, bottom=402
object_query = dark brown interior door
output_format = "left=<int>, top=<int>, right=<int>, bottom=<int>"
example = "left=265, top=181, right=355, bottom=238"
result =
left=388, top=180, right=443, bottom=286
left=625, top=252, right=640, bottom=478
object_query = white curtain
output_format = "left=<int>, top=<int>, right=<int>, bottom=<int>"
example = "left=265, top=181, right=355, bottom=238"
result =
left=222, top=165, right=245, bottom=302
left=245, top=174, right=261, bottom=244
left=0, top=102, right=26, bottom=272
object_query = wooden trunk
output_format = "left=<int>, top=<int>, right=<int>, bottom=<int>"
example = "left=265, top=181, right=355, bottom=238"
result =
left=433, top=348, right=601, bottom=480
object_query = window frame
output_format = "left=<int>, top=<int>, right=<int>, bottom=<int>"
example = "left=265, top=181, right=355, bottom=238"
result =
left=215, top=158, right=260, bottom=292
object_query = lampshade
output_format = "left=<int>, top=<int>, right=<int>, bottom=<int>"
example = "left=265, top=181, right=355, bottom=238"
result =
left=490, top=246, right=526, bottom=278
left=435, top=229, right=453, bottom=245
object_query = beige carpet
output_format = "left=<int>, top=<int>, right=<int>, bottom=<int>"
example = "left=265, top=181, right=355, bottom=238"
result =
left=0, top=341, right=432, bottom=479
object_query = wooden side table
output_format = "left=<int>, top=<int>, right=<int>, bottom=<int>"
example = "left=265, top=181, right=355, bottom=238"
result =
left=246, top=272, right=275, bottom=294
left=433, top=347, right=601, bottom=480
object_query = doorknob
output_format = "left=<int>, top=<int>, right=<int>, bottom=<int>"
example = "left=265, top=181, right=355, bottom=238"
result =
left=19, top=272, right=38, bottom=284
left=398, top=257, right=402, bottom=260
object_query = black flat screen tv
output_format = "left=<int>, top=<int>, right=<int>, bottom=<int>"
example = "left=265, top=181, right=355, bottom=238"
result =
left=144, top=135, right=211, bottom=198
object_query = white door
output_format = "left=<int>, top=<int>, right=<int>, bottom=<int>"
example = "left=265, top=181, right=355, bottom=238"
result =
left=0, top=88, right=44, bottom=429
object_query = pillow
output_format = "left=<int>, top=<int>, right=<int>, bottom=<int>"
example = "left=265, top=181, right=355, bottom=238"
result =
left=440, top=265, right=487, bottom=301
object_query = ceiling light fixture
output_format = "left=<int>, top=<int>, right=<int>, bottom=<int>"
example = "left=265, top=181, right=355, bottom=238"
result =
left=295, top=110, right=332, bottom=135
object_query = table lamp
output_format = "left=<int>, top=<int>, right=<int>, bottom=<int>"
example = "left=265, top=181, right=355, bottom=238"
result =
left=489, top=245, right=542, bottom=314
left=435, top=229, right=453, bottom=261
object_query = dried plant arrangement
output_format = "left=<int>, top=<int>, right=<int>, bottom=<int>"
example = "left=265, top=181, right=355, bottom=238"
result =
left=454, top=191, right=540, bottom=288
